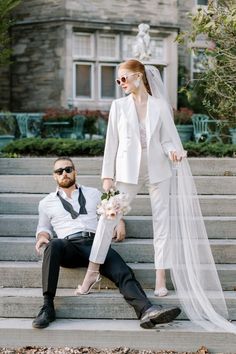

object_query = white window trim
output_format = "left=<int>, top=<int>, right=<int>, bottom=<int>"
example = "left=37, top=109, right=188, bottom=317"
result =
left=195, top=0, right=208, bottom=10
left=73, top=33, right=95, bottom=60
left=149, top=37, right=166, bottom=62
left=73, top=62, right=95, bottom=101
left=97, top=34, right=120, bottom=61
left=190, top=48, right=207, bottom=80
left=98, top=63, right=118, bottom=101
left=122, top=34, right=167, bottom=64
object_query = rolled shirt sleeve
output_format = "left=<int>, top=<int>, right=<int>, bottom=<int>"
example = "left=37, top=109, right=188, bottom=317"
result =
left=36, top=201, right=53, bottom=239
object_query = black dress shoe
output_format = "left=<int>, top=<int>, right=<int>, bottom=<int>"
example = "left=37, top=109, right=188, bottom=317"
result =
left=140, top=305, right=181, bottom=329
left=32, top=304, right=55, bottom=329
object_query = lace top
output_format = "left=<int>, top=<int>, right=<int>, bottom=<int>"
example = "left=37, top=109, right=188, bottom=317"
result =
left=139, top=121, right=147, bottom=149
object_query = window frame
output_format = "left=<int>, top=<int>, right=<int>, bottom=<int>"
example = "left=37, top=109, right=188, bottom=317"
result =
left=73, top=62, right=95, bottom=101
left=97, top=33, right=120, bottom=61
left=196, top=0, right=208, bottom=6
left=190, top=48, right=208, bottom=80
left=73, top=32, right=95, bottom=60
left=98, top=63, right=119, bottom=101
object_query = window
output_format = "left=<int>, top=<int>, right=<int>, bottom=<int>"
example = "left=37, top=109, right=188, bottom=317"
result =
left=98, top=35, right=119, bottom=60
left=72, top=31, right=169, bottom=105
left=73, top=33, right=94, bottom=58
left=197, top=0, right=208, bottom=5
left=191, top=49, right=208, bottom=79
left=149, top=39, right=165, bottom=61
left=123, top=35, right=165, bottom=62
left=122, top=35, right=134, bottom=60
left=74, top=63, right=93, bottom=99
left=100, top=65, right=116, bottom=99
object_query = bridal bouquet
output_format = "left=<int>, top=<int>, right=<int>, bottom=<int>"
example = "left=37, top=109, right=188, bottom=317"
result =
left=97, top=189, right=131, bottom=220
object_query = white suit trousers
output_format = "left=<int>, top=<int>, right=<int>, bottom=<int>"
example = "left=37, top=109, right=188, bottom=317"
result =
left=90, top=149, right=172, bottom=269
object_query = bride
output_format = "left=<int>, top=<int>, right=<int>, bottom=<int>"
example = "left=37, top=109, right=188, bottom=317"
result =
left=76, top=58, right=236, bottom=334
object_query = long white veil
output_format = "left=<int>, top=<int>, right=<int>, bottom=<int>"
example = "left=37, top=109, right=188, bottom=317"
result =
left=145, top=65, right=236, bottom=333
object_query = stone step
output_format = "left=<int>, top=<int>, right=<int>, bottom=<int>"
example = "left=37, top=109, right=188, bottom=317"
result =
left=0, top=175, right=236, bottom=194
left=1, top=215, right=235, bottom=239
left=0, top=288, right=236, bottom=321
left=0, top=237, right=235, bottom=264
left=1, top=193, right=235, bottom=216
left=1, top=157, right=236, bottom=176
left=0, top=318, right=236, bottom=353
left=125, top=216, right=236, bottom=239
left=0, top=261, right=235, bottom=291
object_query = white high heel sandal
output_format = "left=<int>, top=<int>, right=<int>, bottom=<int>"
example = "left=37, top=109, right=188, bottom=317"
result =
left=154, top=287, right=168, bottom=297
left=75, top=270, right=102, bottom=295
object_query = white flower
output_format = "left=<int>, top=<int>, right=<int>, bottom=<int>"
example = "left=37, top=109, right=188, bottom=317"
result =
left=97, top=189, right=131, bottom=219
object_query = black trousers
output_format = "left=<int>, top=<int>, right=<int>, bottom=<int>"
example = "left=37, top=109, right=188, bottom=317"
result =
left=42, top=237, right=152, bottom=319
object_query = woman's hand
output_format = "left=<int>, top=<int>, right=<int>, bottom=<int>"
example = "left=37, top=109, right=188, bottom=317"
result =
left=113, top=219, right=126, bottom=242
left=169, top=151, right=182, bottom=162
left=103, top=178, right=114, bottom=192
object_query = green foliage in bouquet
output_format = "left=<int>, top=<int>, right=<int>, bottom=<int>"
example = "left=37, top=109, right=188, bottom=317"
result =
left=101, top=189, right=120, bottom=201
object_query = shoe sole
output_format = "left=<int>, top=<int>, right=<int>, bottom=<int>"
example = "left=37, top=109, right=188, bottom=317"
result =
left=32, top=317, right=55, bottom=329
left=140, top=307, right=181, bottom=329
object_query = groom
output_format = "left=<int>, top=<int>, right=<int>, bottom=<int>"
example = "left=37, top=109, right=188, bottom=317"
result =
left=32, top=156, right=181, bottom=329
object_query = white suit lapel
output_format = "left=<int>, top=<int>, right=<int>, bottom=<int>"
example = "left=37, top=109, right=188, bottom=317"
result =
left=146, top=95, right=161, bottom=146
left=122, top=94, right=140, bottom=139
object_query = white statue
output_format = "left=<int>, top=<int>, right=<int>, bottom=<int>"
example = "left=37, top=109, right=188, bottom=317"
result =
left=133, top=23, right=151, bottom=61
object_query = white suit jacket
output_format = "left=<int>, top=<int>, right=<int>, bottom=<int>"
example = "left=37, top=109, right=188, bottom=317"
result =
left=101, top=94, right=175, bottom=184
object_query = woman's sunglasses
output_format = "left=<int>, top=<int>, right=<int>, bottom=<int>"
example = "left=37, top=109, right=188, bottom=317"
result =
left=116, top=73, right=137, bottom=85
left=54, top=166, right=74, bottom=175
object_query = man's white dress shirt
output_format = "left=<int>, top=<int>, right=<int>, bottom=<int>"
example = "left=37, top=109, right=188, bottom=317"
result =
left=36, top=185, right=101, bottom=239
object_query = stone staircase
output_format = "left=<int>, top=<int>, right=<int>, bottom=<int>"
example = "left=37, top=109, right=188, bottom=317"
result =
left=0, top=157, right=236, bottom=353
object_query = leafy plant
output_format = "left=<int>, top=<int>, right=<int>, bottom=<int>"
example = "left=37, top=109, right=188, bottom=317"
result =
left=176, top=0, right=236, bottom=126
left=183, top=141, right=236, bottom=157
left=2, top=138, right=105, bottom=156
left=0, top=0, right=21, bottom=66
left=178, top=66, right=208, bottom=114
left=42, top=108, right=109, bottom=136
left=0, top=112, right=16, bottom=134
left=173, top=107, right=194, bottom=125
left=2, top=138, right=235, bottom=157
left=42, top=108, right=79, bottom=123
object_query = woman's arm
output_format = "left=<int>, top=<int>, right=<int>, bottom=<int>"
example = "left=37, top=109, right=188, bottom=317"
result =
left=101, top=101, right=119, bottom=183
left=160, top=119, right=175, bottom=157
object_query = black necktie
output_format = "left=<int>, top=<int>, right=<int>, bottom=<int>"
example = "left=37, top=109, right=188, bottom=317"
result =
left=57, top=187, right=87, bottom=219
left=78, top=187, right=87, bottom=215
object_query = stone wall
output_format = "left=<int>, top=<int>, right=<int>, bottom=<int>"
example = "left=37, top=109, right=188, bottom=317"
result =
left=66, top=0, right=178, bottom=27
left=12, top=0, right=65, bottom=21
left=9, top=22, right=65, bottom=112
left=0, top=66, right=11, bottom=111
left=0, top=0, right=193, bottom=112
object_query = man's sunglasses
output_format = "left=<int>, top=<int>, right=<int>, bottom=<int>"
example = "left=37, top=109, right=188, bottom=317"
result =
left=116, top=73, right=137, bottom=85
left=54, top=166, right=74, bottom=175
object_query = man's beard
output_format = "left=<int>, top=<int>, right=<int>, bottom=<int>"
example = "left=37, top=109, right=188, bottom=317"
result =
left=58, top=175, right=76, bottom=188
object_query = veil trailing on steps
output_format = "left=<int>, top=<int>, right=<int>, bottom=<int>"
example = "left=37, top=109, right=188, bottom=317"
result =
left=145, top=65, right=236, bottom=334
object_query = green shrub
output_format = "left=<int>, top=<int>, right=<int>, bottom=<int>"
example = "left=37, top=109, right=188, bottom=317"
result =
left=2, top=138, right=105, bottom=156
left=183, top=142, right=236, bottom=157
left=1, top=138, right=236, bottom=157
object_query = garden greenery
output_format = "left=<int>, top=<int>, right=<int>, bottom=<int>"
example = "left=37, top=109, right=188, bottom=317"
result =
left=177, top=0, right=236, bottom=126
left=1, top=138, right=235, bottom=158
left=0, top=0, right=21, bottom=66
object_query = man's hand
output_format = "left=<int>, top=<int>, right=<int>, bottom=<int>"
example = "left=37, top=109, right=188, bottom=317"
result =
left=35, top=233, right=50, bottom=254
left=113, top=219, right=126, bottom=242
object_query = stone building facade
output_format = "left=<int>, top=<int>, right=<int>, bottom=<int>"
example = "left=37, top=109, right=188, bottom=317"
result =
left=0, top=0, right=208, bottom=112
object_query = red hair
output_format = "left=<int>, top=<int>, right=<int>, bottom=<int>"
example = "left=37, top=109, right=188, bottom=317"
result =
left=118, top=59, right=152, bottom=95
